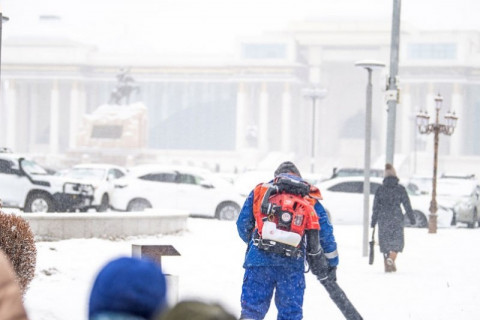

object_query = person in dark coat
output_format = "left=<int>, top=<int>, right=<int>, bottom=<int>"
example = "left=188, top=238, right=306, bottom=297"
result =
left=371, top=163, right=415, bottom=272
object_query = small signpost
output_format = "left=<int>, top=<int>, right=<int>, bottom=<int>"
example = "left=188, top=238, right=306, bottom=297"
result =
left=132, top=244, right=181, bottom=305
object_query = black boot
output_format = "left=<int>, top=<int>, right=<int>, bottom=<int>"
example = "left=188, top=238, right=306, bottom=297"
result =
left=383, top=253, right=392, bottom=272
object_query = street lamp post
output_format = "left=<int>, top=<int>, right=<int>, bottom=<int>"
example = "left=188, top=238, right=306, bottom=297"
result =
left=385, top=0, right=402, bottom=165
left=416, top=93, right=458, bottom=234
left=0, top=12, right=9, bottom=92
left=302, top=86, right=327, bottom=173
left=355, top=60, right=385, bottom=257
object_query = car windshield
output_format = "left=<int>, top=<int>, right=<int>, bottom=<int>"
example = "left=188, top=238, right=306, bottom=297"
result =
left=20, top=159, right=49, bottom=175
left=64, top=168, right=106, bottom=181
left=409, top=177, right=432, bottom=192
left=203, top=173, right=233, bottom=188
left=437, top=181, right=474, bottom=197
left=332, top=168, right=384, bottom=178
left=404, top=182, right=422, bottom=196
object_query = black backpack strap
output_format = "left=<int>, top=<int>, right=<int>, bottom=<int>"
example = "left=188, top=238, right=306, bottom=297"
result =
left=274, top=176, right=310, bottom=197
left=253, top=232, right=303, bottom=259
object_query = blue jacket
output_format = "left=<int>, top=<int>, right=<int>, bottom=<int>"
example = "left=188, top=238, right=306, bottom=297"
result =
left=236, top=176, right=339, bottom=271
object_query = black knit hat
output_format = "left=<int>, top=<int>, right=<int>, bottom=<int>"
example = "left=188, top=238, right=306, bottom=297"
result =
left=274, top=161, right=302, bottom=177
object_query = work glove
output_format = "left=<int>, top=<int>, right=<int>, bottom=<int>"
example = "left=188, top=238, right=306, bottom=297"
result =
left=409, top=215, right=416, bottom=225
left=307, top=249, right=330, bottom=281
left=327, top=266, right=337, bottom=282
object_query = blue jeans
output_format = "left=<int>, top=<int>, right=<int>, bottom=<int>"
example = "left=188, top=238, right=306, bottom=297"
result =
left=240, top=266, right=305, bottom=320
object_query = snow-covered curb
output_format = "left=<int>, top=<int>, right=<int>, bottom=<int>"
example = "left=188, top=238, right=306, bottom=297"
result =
left=19, top=210, right=189, bottom=240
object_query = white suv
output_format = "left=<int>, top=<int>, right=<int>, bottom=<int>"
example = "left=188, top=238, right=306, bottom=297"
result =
left=56, top=163, right=127, bottom=212
left=111, top=165, right=245, bottom=220
left=0, top=153, right=94, bottom=212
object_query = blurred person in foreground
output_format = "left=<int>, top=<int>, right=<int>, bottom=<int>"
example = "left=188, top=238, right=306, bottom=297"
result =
left=371, top=163, right=416, bottom=272
left=88, top=256, right=167, bottom=320
left=0, top=249, right=29, bottom=320
left=236, top=161, right=338, bottom=320
left=158, top=300, right=236, bottom=320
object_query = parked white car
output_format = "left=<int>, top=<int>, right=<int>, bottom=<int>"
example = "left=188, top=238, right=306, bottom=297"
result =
left=437, top=178, right=480, bottom=228
left=57, top=163, right=127, bottom=211
left=409, top=175, right=480, bottom=228
left=317, top=176, right=453, bottom=228
left=0, top=153, right=94, bottom=212
left=111, top=165, right=246, bottom=220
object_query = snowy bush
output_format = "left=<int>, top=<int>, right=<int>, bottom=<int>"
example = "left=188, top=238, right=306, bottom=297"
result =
left=0, top=209, right=37, bottom=295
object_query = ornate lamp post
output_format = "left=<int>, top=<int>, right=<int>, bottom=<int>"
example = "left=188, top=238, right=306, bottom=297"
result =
left=416, top=93, right=458, bottom=233
left=302, top=86, right=327, bottom=173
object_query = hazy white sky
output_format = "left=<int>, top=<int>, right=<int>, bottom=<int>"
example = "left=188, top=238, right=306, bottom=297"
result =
left=1, top=0, right=479, bottom=54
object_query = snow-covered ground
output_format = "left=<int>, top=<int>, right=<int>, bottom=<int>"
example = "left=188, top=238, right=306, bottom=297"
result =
left=23, top=218, right=480, bottom=320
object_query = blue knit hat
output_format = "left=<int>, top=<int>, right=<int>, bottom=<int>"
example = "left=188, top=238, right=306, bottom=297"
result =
left=88, top=257, right=167, bottom=319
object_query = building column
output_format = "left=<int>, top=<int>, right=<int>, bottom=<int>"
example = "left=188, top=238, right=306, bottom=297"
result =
left=4, top=80, right=16, bottom=149
left=281, top=83, right=292, bottom=153
left=308, top=47, right=323, bottom=84
left=69, top=81, right=80, bottom=150
left=450, top=83, right=463, bottom=156
left=399, top=84, right=412, bottom=155
left=49, top=81, right=60, bottom=154
left=235, top=83, right=247, bottom=150
left=258, top=83, right=269, bottom=152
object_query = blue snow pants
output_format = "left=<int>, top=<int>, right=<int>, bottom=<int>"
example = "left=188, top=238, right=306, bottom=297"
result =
left=240, top=266, right=305, bottom=320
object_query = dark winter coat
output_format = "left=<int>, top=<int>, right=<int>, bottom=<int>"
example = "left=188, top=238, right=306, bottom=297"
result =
left=371, top=176, right=415, bottom=254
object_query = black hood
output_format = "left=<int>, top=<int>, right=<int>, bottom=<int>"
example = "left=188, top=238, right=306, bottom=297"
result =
left=383, top=175, right=399, bottom=187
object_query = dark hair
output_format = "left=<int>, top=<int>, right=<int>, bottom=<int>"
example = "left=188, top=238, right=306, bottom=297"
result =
left=274, top=161, right=301, bottom=177
left=160, top=300, right=236, bottom=320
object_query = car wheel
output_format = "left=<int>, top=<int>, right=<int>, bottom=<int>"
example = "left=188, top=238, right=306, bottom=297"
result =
left=467, top=209, right=478, bottom=228
left=405, top=210, right=428, bottom=228
left=97, top=194, right=109, bottom=212
left=25, top=192, right=55, bottom=213
left=127, top=199, right=152, bottom=212
left=216, top=202, right=240, bottom=221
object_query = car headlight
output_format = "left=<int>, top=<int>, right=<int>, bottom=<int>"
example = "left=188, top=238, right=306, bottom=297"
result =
left=80, top=184, right=95, bottom=196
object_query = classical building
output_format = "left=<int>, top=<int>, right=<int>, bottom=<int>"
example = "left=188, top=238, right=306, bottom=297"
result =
left=1, top=17, right=479, bottom=176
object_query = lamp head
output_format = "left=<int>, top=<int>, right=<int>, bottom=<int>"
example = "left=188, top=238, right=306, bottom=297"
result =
left=354, top=60, right=386, bottom=70
left=444, top=111, right=458, bottom=129
left=302, top=87, right=327, bottom=99
left=416, top=110, right=430, bottom=127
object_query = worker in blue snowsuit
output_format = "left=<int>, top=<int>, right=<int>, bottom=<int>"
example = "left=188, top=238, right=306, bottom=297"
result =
left=236, top=161, right=339, bottom=320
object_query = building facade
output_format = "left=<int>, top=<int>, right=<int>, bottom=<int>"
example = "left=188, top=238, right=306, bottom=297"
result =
left=1, top=19, right=479, bottom=176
